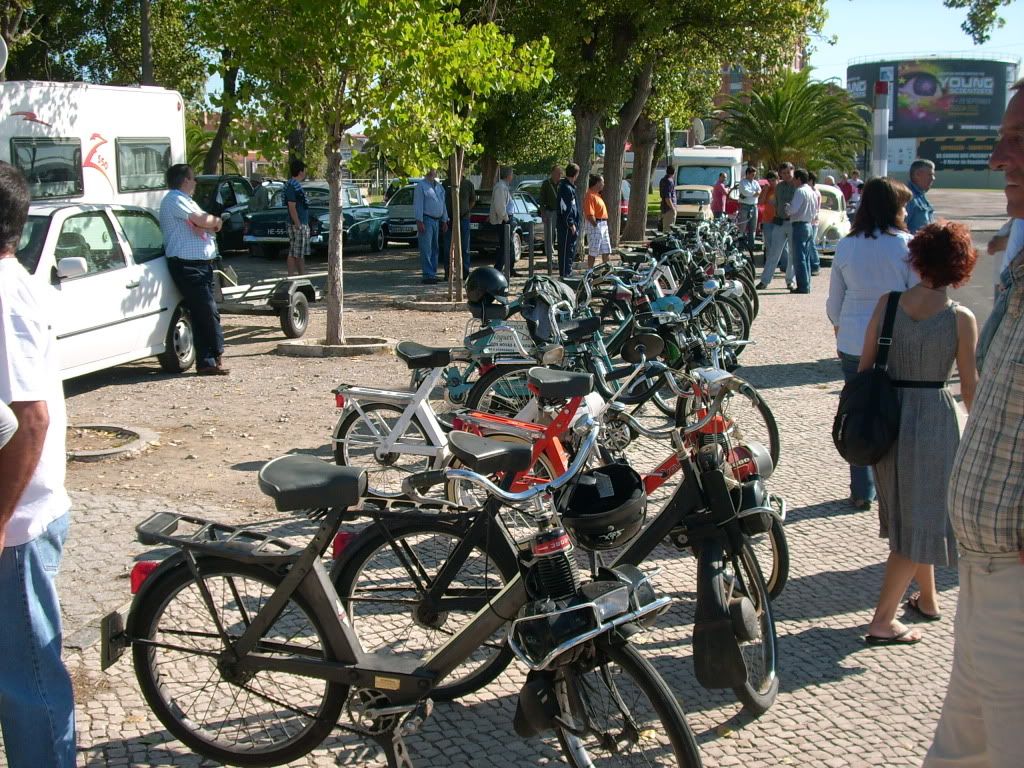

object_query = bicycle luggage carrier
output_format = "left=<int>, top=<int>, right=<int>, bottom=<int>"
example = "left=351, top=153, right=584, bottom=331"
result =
left=135, top=512, right=304, bottom=564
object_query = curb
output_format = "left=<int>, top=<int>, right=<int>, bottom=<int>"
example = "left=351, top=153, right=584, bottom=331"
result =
left=67, top=425, right=160, bottom=463
left=276, top=336, right=396, bottom=357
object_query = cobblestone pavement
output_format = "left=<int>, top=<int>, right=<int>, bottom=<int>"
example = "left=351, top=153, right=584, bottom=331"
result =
left=12, top=258, right=971, bottom=768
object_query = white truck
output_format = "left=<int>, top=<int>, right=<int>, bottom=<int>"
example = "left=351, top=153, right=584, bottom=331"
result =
left=669, top=145, right=745, bottom=188
left=0, top=81, right=186, bottom=212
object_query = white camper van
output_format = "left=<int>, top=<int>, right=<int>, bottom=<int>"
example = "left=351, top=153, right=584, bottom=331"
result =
left=669, top=146, right=745, bottom=188
left=0, top=81, right=186, bottom=212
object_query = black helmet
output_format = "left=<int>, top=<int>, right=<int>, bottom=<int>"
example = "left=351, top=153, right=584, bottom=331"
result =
left=466, top=267, right=509, bottom=305
left=556, top=463, right=647, bottom=551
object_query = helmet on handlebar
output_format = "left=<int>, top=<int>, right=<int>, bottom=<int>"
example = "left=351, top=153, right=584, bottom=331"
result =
left=556, top=463, right=647, bottom=551
left=466, top=267, right=509, bottom=305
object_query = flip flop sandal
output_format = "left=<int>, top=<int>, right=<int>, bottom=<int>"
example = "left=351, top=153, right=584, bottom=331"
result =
left=905, top=596, right=942, bottom=622
left=865, top=628, right=922, bottom=646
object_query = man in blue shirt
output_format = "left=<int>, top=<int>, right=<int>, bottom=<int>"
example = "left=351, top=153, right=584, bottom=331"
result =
left=414, top=168, right=449, bottom=284
left=557, top=163, right=581, bottom=278
left=159, top=163, right=229, bottom=375
left=283, top=159, right=309, bottom=277
left=905, top=158, right=936, bottom=234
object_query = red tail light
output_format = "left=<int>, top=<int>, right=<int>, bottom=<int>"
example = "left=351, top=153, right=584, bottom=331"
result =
left=470, top=214, right=488, bottom=224
left=130, top=561, right=160, bottom=594
left=333, top=532, right=356, bottom=559
left=335, top=393, right=346, bottom=408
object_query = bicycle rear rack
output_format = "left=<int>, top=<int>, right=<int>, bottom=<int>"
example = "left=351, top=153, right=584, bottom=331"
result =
left=135, top=512, right=304, bottom=564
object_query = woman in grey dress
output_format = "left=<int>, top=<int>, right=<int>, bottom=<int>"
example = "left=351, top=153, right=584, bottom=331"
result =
left=859, top=222, right=979, bottom=645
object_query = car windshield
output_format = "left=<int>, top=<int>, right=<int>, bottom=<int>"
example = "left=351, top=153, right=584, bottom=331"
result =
left=677, top=166, right=731, bottom=187
left=16, top=215, right=50, bottom=273
left=820, top=190, right=842, bottom=212
left=679, top=189, right=711, bottom=205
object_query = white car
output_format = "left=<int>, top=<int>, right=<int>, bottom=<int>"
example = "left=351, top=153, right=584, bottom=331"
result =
left=814, top=183, right=851, bottom=258
left=16, top=203, right=196, bottom=379
left=384, top=184, right=418, bottom=245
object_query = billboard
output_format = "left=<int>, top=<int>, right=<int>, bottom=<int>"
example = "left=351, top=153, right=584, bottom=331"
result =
left=916, top=136, right=1000, bottom=171
left=846, top=58, right=1016, bottom=138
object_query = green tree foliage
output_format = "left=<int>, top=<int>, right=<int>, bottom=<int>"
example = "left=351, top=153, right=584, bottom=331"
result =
left=223, top=0, right=550, bottom=343
left=474, top=89, right=574, bottom=180
left=717, top=68, right=871, bottom=172
left=944, top=0, right=1015, bottom=43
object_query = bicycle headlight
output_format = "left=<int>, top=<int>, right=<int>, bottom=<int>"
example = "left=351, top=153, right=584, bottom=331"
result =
left=541, top=345, right=565, bottom=365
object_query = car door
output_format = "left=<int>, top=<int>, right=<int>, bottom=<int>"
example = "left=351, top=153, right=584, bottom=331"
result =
left=111, top=208, right=179, bottom=353
left=222, top=178, right=253, bottom=251
left=50, top=209, right=144, bottom=374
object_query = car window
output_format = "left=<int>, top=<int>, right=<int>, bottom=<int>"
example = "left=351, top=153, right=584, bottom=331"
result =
left=521, top=195, right=539, bottom=215
left=114, top=210, right=165, bottom=263
left=57, top=212, right=126, bottom=275
left=218, top=182, right=237, bottom=208
left=390, top=187, right=414, bottom=207
left=230, top=179, right=251, bottom=205
left=819, top=190, right=841, bottom=212
left=679, top=189, right=711, bottom=205
left=193, top=180, right=217, bottom=210
left=15, top=216, right=50, bottom=274
left=305, top=188, right=331, bottom=208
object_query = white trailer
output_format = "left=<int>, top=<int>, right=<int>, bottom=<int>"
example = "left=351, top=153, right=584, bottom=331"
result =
left=669, top=146, right=745, bottom=187
left=0, top=81, right=186, bottom=212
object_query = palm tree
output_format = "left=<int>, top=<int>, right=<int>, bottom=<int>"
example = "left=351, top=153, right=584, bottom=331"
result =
left=717, top=69, right=871, bottom=171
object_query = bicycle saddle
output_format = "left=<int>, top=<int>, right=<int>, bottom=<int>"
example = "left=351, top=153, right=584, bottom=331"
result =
left=448, top=431, right=533, bottom=476
left=528, top=367, right=593, bottom=399
left=560, top=315, right=601, bottom=343
left=619, top=251, right=649, bottom=265
left=258, top=455, right=367, bottom=512
left=395, top=341, right=451, bottom=369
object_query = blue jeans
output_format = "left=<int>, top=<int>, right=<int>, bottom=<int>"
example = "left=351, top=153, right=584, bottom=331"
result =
left=167, top=258, right=224, bottom=369
left=0, top=513, right=76, bottom=768
left=440, top=217, right=471, bottom=278
left=790, top=220, right=812, bottom=292
left=838, top=353, right=876, bottom=502
left=807, top=234, right=820, bottom=271
left=557, top=222, right=578, bottom=278
left=418, top=216, right=441, bottom=279
left=738, top=204, right=757, bottom=253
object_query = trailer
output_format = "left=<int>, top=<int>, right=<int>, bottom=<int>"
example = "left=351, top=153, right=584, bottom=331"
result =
left=214, top=266, right=323, bottom=339
left=0, top=80, right=186, bottom=212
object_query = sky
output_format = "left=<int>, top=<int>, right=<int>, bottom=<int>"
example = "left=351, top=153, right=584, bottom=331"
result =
left=809, top=0, right=1024, bottom=84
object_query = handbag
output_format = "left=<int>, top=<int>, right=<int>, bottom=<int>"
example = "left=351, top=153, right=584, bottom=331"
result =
left=832, top=292, right=902, bottom=466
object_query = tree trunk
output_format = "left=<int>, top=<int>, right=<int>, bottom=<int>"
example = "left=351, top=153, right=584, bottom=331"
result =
left=624, top=112, right=659, bottom=241
left=479, top=154, right=498, bottom=190
left=288, top=122, right=306, bottom=166
left=140, top=0, right=154, bottom=85
left=203, top=60, right=237, bottom=175
left=600, top=61, right=654, bottom=247
left=447, top=148, right=465, bottom=302
left=325, top=137, right=345, bottom=344
left=571, top=105, right=602, bottom=200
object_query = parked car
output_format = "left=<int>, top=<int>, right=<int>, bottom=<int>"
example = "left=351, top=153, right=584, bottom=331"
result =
left=675, top=185, right=713, bottom=222
left=814, top=183, right=851, bottom=260
left=384, top=184, right=418, bottom=245
left=192, top=174, right=254, bottom=253
left=15, top=203, right=195, bottom=379
left=243, top=181, right=381, bottom=257
left=384, top=177, right=423, bottom=203
left=468, top=190, right=544, bottom=261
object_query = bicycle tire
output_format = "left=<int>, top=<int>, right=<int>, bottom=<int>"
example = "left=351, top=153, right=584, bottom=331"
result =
left=717, top=294, right=752, bottom=343
left=132, top=559, right=347, bottom=767
left=465, top=363, right=535, bottom=417
left=760, top=515, right=789, bottom=600
left=333, top=402, right=432, bottom=497
left=728, top=541, right=779, bottom=714
left=330, top=518, right=517, bottom=701
left=555, top=639, right=702, bottom=767
left=732, top=270, right=759, bottom=320
left=678, top=376, right=780, bottom=470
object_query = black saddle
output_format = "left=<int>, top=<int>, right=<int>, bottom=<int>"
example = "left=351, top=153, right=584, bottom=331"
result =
left=561, top=315, right=601, bottom=343
left=258, top=455, right=367, bottom=512
left=468, top=301, right=510, bottom=321
left=395, top=341, right=451, bottom=369
left=619, top=251, right=650, bottom=265
left=448, top=431, right=533, bottom=476
left=528, top=366, right=593, bottom=399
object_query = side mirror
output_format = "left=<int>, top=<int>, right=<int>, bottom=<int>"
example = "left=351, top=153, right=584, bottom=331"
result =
left=56, top=256, right=88, bottom=279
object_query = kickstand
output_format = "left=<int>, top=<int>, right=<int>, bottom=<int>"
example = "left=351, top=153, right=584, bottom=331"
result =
left=373, top=729, right=415, bottom=768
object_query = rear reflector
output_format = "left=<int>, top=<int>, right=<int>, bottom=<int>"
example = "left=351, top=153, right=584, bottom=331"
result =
left=130, top=561, right=160, bottom=594
left=335, top=393, right=346, bottom=408
left=333, top=532, right=356, bottom=559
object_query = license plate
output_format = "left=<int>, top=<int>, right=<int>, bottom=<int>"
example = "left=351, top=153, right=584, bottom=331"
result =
left=470, top=223, right=480, bottom=230
left=391, top=225, right=414, bottom=235
left=268, top=227, right=286, bottom=236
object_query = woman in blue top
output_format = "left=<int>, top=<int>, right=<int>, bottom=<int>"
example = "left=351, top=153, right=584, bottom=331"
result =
left=826, top=177, right=919, bottom=509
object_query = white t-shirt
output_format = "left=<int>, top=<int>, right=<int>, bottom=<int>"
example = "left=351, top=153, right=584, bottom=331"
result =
left=0, top=258, right=70, bottom=546
left=738, top=179, right=761, bottom=205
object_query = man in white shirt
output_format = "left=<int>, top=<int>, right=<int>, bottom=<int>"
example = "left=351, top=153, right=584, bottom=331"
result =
left=489, top=166, right=516, bottom=275
left=0, top=162, right=76, bottom=767
left=737, top=166, right=761, bottom=257
left=785, top=168, right=818, bottom=294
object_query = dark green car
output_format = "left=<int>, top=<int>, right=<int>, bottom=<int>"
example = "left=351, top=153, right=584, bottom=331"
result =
left=243, top=181, right=388, bottom=258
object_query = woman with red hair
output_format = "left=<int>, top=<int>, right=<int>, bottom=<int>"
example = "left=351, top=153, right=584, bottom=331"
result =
left=858, top=221, right=979, bottom=645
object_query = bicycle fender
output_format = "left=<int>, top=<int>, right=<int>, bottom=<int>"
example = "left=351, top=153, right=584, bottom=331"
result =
left=692, top=542, right=747, bottom=689
left=124, top=552, right=191, bottom=640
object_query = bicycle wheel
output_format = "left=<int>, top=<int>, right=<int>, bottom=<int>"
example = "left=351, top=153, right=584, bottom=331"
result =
left=466, top=363, right=534, bottom=417
left=729, top=542, right=779, bottom=714
left=725, top=378, right=781, bottom=469
left=132, top=560, right=346, bottom=767
left=555, top=640, right=702, bottom=767
left=331, top=519, right=517, bottom=701
left=748, top=514, right=790, bottom=600
left=333, top=402, right=432, bottom=497
left=717, top=294, right=752, bottom=343
left=732, top=270, right=759, bottom=319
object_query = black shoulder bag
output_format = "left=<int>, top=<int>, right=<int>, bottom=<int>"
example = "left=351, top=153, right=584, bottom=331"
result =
left=832, top=291, right=902, bottom=466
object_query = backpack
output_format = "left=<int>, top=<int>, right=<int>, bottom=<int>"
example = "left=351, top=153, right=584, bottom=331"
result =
left=832, top=292, right=902, bottom=466
left=519, top=275, right=575, bottom=344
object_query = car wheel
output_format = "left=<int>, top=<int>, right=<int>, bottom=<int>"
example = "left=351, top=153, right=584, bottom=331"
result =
left=371, top=227, right=385, bottom=252
left=511, top=230, right=523, bottom=262
left=157, top=306, right=196, bottom=373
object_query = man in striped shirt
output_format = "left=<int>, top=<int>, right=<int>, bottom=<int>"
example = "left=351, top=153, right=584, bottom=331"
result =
left=924, top=79, right=1024, bottom=768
